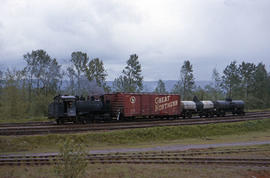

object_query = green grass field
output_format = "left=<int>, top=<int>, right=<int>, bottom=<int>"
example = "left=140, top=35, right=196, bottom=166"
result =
left=0, top=116, right=50, bottom=123
left=1, top=119, right=270, bottom=153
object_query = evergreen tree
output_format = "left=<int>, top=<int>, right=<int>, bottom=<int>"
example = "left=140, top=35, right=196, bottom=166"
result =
left=239, top=62, right=256, bottom=108
left=113, top=54, right=143, bottom=92
left=221, top=61, right=241, bottom=98
left=173, top=60, right=195, bottom=100
left=154, top=79, right=167, bottom=93
left=252, top=62, right=269, bottom=108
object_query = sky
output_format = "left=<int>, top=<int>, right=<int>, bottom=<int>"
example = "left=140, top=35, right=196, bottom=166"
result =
left=0, top=0, right=269, bottom=81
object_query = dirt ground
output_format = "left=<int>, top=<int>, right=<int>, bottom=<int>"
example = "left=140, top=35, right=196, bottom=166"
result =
left=1, top=164, right=270, bottom=178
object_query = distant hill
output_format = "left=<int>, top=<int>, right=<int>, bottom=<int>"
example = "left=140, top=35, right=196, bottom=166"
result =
left=106, top=80, right=211, bottom=92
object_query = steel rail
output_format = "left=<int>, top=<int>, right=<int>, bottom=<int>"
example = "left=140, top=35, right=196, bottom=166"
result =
left=0, top=112, right=270, bottom=136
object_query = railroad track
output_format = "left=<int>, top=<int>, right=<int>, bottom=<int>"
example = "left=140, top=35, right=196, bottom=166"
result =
left=1, top=147, right=270, bottom=167
left=0, top=111, right=270, bottom=136
left=0, top=111, right=268, bottom=128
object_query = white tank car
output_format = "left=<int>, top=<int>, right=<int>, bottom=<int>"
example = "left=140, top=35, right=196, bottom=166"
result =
left=180, top=101, right=197, bottom=118
left=201, top=101, right=214, bottom=109
left=181, top=101, right=197, bottom=110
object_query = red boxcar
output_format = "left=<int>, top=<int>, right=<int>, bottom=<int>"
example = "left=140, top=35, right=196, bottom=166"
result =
left=104, top=93, right=181, bottom=119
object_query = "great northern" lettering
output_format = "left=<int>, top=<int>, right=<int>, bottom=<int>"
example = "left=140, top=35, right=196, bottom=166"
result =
left=155, top=96, right=170, bottom=104
left=154, top=95, right=178, bottom=112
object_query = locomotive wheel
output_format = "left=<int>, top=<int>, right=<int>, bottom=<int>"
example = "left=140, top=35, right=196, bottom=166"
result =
left=79, top=118, right=86, bottom=124
left=73, top=120, right=78, bottom=124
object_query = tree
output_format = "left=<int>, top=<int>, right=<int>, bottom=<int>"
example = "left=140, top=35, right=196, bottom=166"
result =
left=69, top=51, right=89, bottom=94
left=113, top=54, right=143, bottom=92
left=154, top=79, right=167, bottom=93
left=66, top=67, right=76, bottom=95
left=173, top=60, right=195, bottom=100
left=193, top=86, right=208, bottom=100
left=42, top=58, right=62, bottom=95
left=221, top=61, right=241, bottom=99
left=0, top=68, right=3, bottom=95
left=23, top=49, right=62, bottom=117
left=211, top=68, right=223, bottom=100
left=23, top=49, right=62, bottom=96
left=84, top=58, right=110, bottom=92
left=252, top=62, right=269, bottom=108
left=239, top=62, right=256, bottom=100
left=0, top=68, right=28, bottom=120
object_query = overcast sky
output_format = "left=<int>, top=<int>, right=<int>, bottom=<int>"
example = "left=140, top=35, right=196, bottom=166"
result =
left=0, top=0, right=269, bottom=81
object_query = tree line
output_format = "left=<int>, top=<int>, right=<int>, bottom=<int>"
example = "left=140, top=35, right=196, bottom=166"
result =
left=170, top=60, right=270, bottom=110
left=0, top=49, right=269, bottom=121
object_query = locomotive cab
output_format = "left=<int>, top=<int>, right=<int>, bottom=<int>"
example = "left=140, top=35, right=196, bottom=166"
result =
left=61, top=96, right=76, bottom=117
left=48, top=95, right=77, bottom=124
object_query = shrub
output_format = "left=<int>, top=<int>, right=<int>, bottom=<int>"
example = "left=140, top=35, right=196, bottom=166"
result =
left=54, top=138, right=88, bottom=178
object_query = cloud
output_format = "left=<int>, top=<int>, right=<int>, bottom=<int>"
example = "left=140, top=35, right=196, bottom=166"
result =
left=0, top=0, right=269, bottom=81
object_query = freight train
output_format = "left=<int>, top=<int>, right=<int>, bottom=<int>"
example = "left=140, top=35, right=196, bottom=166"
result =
left=48, top=93, right=245, bottom=124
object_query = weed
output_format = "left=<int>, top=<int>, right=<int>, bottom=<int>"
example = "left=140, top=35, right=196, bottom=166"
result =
left=53, top=138, right=88, bottom=178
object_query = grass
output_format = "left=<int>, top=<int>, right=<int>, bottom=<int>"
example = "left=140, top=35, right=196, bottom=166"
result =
left=246, top=108, right=270, bottom=112
left=0, top=162, right=269, bottom=178
left=0, top=116, right=50, bottom=123
left=2, top=144, right=270, bottom=177
left=1, top=119, right=270, bottom=153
